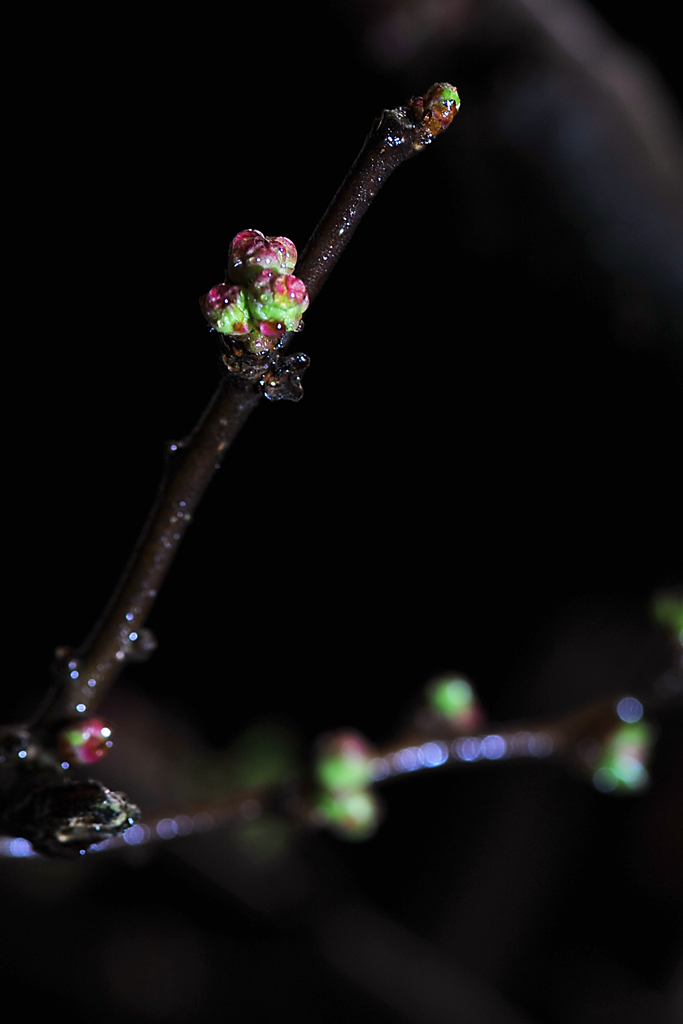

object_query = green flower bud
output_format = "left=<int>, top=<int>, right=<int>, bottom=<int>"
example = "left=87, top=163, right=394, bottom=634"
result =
left=314, top=730, right=373, bottom=794
left=592, top=721, right=656, bottom=794
left=314, top=789, right=379, bottom=841
left=246, top=270, right=309, bottom=334
left=425, top=674, right=484, bottom=730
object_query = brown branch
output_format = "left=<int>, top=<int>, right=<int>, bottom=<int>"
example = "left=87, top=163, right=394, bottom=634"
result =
left=0, top=83, right=461, bottom=856
left=36, top=383, right=260, bottom=727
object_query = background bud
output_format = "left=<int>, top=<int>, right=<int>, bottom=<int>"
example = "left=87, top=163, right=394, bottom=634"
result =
left=592, top=721, right=655, bottom=793
left=425, top=674, right=484, bottom=731
left=313, top=789, right=380, bottom=841
left=57, top=717, right=113, bottom=765
left=315, top=730, right=374, bottom=794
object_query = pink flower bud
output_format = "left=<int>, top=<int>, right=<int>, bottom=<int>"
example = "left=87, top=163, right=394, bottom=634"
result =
left=202, top=282, right=233, bottom=313
left=200, top=283, right=251, bottom=335
left=228, top=230, right=298, bottom=284
left=246, top=270, right=309, bottom=334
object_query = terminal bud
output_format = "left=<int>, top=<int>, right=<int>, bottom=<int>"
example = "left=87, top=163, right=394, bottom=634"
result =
left=409, top=83, right=460, bottom=137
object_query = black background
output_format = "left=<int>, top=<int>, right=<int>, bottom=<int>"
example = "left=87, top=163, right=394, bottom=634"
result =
left=3, top=1, right=682, bottom=1021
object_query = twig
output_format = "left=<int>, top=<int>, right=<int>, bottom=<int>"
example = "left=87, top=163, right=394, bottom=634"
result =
left=36, top=383, right=260, bottom=726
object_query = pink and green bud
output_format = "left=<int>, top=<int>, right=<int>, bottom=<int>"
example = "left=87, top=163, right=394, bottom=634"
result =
left=592, top=721, right=655, bottom=794
left=314, top=730, right=374, bottom=794
left=57, top=717, right=113, bottom=765
left=246, top=270, right=309, bottom=335
left=314, top=789, right=379, bottom=841
left=200, top=283, right=251, bottom=335
left=203, top=230, right=308, bottom=344
left=228, top=230, right=298, bottom=284
left=426, top=675, right=484, bottom=731
left=410, top=82, right=460, bottom=136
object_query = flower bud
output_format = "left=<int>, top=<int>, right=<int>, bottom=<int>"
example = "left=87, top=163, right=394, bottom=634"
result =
left=200, top=283, right=251, bottom=335
left=57, top=717, right=113, bottom=765
left=313, top=789, right=380, bottom=841
left=410, top=82, right=460, bottom=136
left=246, top=270, right=309, bottom=335
left=592, top=721, right=655, bottom=794
left=228, top=230, right=298, bottom=284
left=315, top=730, right=374, bottom=794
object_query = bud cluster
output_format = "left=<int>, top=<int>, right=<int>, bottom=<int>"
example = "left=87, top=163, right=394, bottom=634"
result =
left=201, top=230, right=309, bottom=352
left=312, top=730, right=380, bottom=841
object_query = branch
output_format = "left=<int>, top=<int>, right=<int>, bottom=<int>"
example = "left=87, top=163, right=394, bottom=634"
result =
left=0, top=83, right=460, bottom=855
left=31, top=83, right=459, bottom=732
left=5, top=666, right=676, bottom=859
left=36, top=383, right=260, bottom=727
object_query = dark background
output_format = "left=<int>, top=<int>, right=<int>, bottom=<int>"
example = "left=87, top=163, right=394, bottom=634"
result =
left=4, top=1, right=682, bottom=1021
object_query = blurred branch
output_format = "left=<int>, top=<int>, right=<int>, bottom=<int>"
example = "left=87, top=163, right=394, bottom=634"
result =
left=513, top=0, right=683, bottom=186
left=5, top=653, right=679, bottom=857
